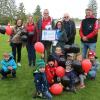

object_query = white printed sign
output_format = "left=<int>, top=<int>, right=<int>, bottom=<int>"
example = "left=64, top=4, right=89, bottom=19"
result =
left=42, top=30, right=56, bottom=41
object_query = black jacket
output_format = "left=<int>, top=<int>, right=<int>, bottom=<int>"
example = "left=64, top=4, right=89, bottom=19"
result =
left=62, top=20, right=76, bottom=44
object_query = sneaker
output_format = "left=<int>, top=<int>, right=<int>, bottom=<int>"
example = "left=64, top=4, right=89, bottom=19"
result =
left=33, top=91, right=43, bottom=98
left=17, top=63, right=21, bottom=67
left=70, top=87, right=76, bottom=93
left=65, top=87, right=70, bottom=91
left=80, top=84, right=85, bottom=89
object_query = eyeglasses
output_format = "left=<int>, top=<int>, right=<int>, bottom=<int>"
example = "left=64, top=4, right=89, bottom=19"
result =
left=44, top=13, right=48, bottom=14
left=64, top=16, right=69, bottom=18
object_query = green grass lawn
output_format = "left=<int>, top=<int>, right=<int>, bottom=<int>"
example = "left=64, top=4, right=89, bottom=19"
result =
left=0, top=30, right=100, bottom=100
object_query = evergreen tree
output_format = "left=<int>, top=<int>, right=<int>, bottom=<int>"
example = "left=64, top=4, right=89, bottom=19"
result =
left=88, top=0, right=97, bottom=17
left=33, top=5, right=42, bottom=23
left=16, top=2, right=26, bottom=21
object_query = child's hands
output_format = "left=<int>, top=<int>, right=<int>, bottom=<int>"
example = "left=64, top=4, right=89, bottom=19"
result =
left=84, top=73, right=87, bottom=76
left=8, top=66, right=13, bottom=70
left=41, top=53, right=44, bottom=58
left=52, top=79, right=54, bottom=83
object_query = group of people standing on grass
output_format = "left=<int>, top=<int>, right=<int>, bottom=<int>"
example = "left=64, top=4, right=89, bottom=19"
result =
left=0, top=8, right=99, bottom=100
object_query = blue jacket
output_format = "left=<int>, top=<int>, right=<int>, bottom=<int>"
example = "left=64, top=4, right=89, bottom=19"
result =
left=55, top=29, right=62, bottom=40
left=33, top=71, right=49, bottom=92
left=0, top=54, right=17, bottom=72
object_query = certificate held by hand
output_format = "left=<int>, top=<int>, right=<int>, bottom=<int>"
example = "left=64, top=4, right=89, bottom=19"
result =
left=42, top=30, right=56, bottom=41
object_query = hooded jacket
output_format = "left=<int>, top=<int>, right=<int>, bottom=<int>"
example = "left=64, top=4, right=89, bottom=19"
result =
left=45, top=64, right=57, bottom=84
left=0, top=54, right=17, bottom=72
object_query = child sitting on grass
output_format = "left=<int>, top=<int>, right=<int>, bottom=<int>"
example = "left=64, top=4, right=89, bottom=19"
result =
left=33, top=59, right=52, bottom=100
left=0, top=52, right=17, bottom=79
left=73, top=53, right=86, bottom=89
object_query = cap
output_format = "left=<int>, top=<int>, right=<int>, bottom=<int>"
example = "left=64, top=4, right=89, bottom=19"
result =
left=36, top=59, right=45, bottom=68
left=47, top=55, right=55, bottom=62
left=88, top=50, right=96, bottom=57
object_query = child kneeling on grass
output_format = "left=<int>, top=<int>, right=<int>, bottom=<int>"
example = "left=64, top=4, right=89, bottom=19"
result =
left=61, top=53, right=77, bottom=93
left=0, top=52, right=17, bottom=79
left=33, top=59, right=52, bottom=100
left=87, top=50, right=99, bottom=80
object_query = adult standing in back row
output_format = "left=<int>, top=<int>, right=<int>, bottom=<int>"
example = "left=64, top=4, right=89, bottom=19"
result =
left=37, top=9, right=55, bottom=61
left=25, top=16, right=37, bottom=67
left=10, top=19, right=24, bottom=67
left=79, top=8, right=99, bottom=58
left=62, top=13, right=76, bottom=45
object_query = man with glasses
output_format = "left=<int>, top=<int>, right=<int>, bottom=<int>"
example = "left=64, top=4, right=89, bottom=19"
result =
left=62, top=13, right=76, bottom=45
left=79, top=8, right=99, bottom=58
left=37, top=9, right=55, bottom=61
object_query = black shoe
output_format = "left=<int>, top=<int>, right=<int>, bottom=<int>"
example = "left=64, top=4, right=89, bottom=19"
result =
left=0, top=76, right=7, bottom=80
left=29, top=63, right=32, bottom=67
left=12, top=75, right=16, bottom=78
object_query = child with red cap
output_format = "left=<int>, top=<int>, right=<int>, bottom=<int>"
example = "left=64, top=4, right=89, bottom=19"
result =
left=87, top=50, right=99, bottom=79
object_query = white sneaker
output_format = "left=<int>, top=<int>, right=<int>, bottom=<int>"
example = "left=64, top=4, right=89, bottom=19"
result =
left=17, top=63, right=21, bottom=67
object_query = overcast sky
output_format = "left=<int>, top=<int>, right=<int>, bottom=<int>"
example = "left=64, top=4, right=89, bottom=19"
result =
left=16, top=0, right=100, bottom=19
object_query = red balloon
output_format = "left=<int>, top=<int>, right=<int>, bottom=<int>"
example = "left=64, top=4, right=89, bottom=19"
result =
left=6, top=24, right=12, bottom=35
left=82, top=59, right=92, bottom=73
left=49, top=83, right=63, bottom=95
left=56, top=66, right=65, bottom=78
left=34, top=42, right=44, bottom=53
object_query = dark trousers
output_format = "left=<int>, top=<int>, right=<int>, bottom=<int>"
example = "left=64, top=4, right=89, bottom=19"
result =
left=26, top=43, right=36, bottom=66
left=11, top=43, right=22, bottom=63
left=66, top=37, right=75, bottom=45
left=0, top=69, right=16, bottom=77
left=67, top=71, right=76, bottom=88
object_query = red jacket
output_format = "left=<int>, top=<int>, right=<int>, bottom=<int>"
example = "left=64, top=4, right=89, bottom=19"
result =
left=25, top=23, right=37, bottom=43
left=36, top=16, right=54, bottom=41
left=42, top=16, right=52, bottom=30
left=45, top=64, right=57, bottom=84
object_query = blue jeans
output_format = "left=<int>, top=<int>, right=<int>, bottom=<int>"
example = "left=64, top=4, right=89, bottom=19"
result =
left=43, top=91, right=52, bottom=100
left=88, top=70, right=96, bottom=79
left=81, top=42, right=96, bottom=58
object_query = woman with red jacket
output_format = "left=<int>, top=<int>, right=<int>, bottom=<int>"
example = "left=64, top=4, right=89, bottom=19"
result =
left=25, top=16, right=37, bottom=67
